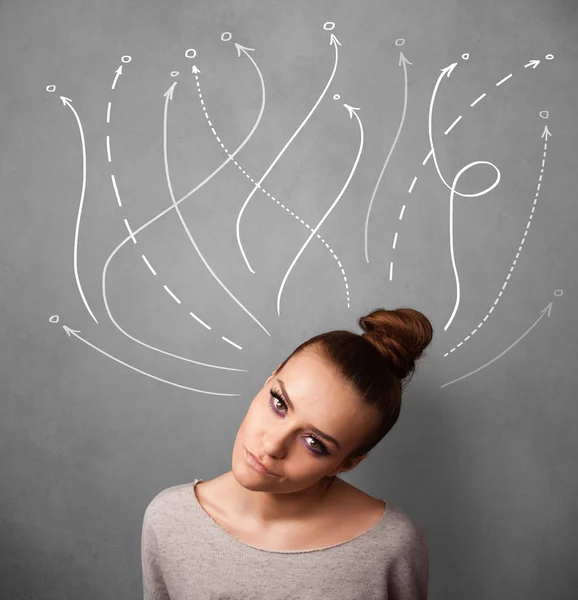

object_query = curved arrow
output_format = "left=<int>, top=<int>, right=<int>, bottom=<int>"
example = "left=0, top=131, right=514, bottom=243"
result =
left=62, top=325, right=246, bottom=392
left=364, top=51, right=412, bottom=264
left=102, top=59, right=269, bottom=368
left=193, top=67, right=352, bottom=309
left=163, top=83, right=269, bottom=336
left=441, top=302, right=553, bottom=388
left=444, top=160, right=501, bottom=332
left=428, top=63, right=501, bottom=199
left=111, top=65, right=123, bottom=90
left=443, top=124, right=553, bottom=355
left=236, top=33, right=342, bottom=274
left=60, top=96, right=99, bottom=325
left=276, top=103, right=364, bottom=315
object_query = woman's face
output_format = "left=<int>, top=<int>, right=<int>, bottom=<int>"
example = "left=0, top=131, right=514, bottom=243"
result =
left=231, top=349, right=375, bottom=493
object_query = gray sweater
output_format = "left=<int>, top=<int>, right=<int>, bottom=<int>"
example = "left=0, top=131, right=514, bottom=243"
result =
left=141, top=479, right=429, bottom=599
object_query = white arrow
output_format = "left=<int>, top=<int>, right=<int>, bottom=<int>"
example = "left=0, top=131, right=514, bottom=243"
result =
left=365, top=51, right=412, bottom=264
left=192, top=65, right=201, bottom=74
left=234, top=42, right=255, bottom=57
left=112, top=66, right=123, bottom=90
left=428, top=62, right=501, bottom=199
left=62, top=325, right=246, bottom=392
left=163, top=81, right=177, bottom=100
left=59, top=96, right=99, bottom=325
left=441, top=62, right=458, bottom=78
left=441, top=302, right=554, bottom=388
left=443, top=125, right=553, bottom=356
left=276, top=103, right=364, bottom=316
left=329, top=33, right=341, bottom=47
left=344, top=104, right=360, bottom=118
left=235, top=32, right=342, bottom=274
left=101, top=47, right=272, bottom=363
left=163, top=82, right=178, bottom=204
left=541, top=125, right=552, bottom=140
left=524, top=60, right=540, bottom=69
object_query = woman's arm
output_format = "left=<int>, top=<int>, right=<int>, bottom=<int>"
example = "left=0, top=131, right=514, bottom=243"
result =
left=141, top=511, right=171, bottom=600
left=387, top=524, right=429, bottom=600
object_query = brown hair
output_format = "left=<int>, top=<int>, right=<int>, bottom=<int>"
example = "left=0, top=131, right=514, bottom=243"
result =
left=273, top=307, right=433, bottom=463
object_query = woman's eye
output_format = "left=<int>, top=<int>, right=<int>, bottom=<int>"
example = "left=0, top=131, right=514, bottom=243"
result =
left=269, top=391, right=329, bottom=455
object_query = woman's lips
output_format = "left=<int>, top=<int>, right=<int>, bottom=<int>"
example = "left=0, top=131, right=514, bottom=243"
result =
left=245, top=449, right=278, bottom=476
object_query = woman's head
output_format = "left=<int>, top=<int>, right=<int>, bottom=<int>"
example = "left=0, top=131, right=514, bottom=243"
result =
left=232, top=307, right=433, bottom=495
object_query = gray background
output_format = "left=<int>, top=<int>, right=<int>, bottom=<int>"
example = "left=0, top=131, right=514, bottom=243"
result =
left=1, top=0, right=577, bottom=598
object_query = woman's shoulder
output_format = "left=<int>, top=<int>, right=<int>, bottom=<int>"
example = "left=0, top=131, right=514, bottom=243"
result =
left=382, top=501, right=429, bottom=555
left=143, top=480, right=198, bottom=526
left=334, top=480, right=427, bottom=554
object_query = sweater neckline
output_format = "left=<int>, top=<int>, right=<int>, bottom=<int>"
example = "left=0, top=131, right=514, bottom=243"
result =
left=191, top=478, right=389, bottom=555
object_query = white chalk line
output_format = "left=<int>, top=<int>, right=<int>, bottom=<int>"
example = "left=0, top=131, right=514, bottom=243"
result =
left=193, top=72, right=351, bottom=308
left=106, top=66, right=242, bottom=351
left=392, top=59, right=530, bottom=288
left=443, top=133, right=550, bottom=357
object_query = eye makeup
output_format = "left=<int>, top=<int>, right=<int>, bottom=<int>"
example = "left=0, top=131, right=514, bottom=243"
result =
left=269, top=387, right=330, bottom=456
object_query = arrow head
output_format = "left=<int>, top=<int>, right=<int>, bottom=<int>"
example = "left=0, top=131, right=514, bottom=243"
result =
left=63, top=325, right=81, bottom=337
left=541, top=125, right=552, bottom=140
left=441, top=62, right=458, bottom=78
left=115, top=66, right=123, bottom=75
left=330, top=33, right=342, bottom=47
left=163, top=81, right=177, bottom=100
left=524, top=60, right=540, bottom=69
left=343, top=103, right=360, bottom=119
left=542, top=302, right=553, bottom=318
left=399, top=51, right=412, bottom=67
left=59, top=96, right=72, bottom=106
left=192, top=65, right=201, bottom=74
left=234, top=42, right=255, bottom=57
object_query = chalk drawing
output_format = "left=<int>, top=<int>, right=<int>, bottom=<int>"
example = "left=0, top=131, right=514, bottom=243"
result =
left=59, top=95, right=98, bottom=325
left=45, top=25, right=560, bottom=396
left=235, top=32, right=341, bottom=275
left=365, top=49, right=412, bottom=264
left=193, top=68, right=352, bottom=308
left=444, top=122, right=553, bottom=356
left=442, top=298, right=557, bottom=388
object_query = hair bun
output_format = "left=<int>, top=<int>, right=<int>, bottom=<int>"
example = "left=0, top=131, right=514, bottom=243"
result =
left=359, top=307, right=433, bottom=381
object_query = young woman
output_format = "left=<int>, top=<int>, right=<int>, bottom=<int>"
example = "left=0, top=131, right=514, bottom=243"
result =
left=142, top=307, right=433, bottom=599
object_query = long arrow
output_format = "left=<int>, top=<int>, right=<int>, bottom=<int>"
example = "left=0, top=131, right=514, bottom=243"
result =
left=163, top=83, right=269, bottom=338
left=62, top=325, right=245, bottom=393
left=163, top=82, right=178, bottom=204
left=364, top=51, right=412, bottom=264
left=236, top=33, right=342, bottom=274
left=193, top=65, right=348, bottom=303
left=443, top=124, right=553, bottom=353
left=428, top=64, right=501, bottom=199
left=60, top=96, right=99, bottom=325
left=102, top=47, right=271, bottom=365
left=441, top=302, right=554, bottom=388
left=276, top=103, right=364, bottom=315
